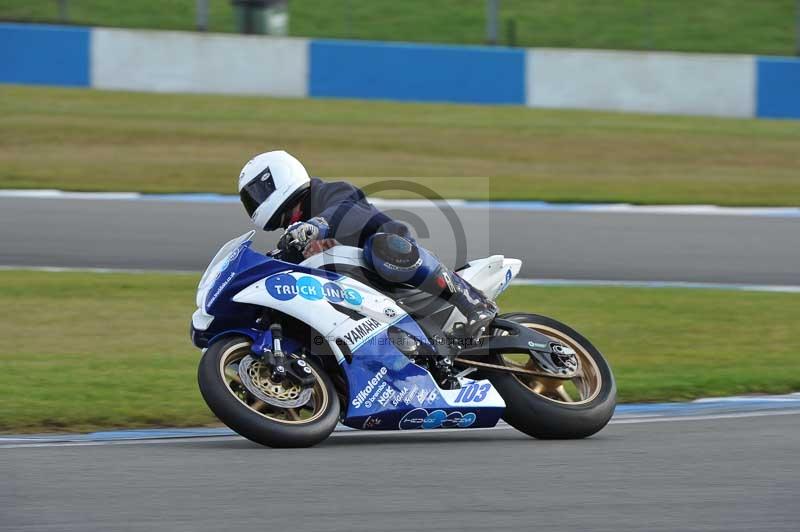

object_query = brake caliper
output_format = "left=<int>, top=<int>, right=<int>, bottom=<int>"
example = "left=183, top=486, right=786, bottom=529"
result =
left=528, top=340, right=579, bottom=377
left=238, top=324, right=316, bottom=408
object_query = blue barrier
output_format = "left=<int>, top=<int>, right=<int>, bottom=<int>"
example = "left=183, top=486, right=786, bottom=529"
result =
left=309, top=39, right=525, bottom=105
left=0, top=23, right=90, bottom=87
left=756, top=56, right=800, bottom=119
left=1, top=22, right=799, bottom=120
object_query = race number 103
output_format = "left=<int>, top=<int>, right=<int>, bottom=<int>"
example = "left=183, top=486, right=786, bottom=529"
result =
left=454, top=382, right=491, bottom=403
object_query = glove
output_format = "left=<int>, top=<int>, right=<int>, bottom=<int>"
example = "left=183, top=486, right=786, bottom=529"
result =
left=278, top=217, right=329, bottom=250
left=303, top=238, right=340, bottom=259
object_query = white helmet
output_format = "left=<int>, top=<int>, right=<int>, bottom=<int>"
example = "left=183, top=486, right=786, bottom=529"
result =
left=237, top=150, right=311, bottom=230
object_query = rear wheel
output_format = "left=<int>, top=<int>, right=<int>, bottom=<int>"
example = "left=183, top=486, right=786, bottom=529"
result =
left=198, top=336, right=340, bottom=448
left=488, top=313, right=616, bottom=439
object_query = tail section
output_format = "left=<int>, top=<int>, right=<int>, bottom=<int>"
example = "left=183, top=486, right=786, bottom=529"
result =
left=457, top=255, right=522, bottom=301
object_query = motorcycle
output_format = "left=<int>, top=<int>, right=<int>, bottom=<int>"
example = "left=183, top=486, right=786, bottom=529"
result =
left=191, top=231, right=616, bottom=447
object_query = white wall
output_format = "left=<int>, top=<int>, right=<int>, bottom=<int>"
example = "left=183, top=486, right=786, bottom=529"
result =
left=91, top=28, right=308, bottom=97
left=527, top=49, right=755, bottom=118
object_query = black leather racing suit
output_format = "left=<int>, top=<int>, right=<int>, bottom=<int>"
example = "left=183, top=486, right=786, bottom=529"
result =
left=290, top=178, right=496, bottom=334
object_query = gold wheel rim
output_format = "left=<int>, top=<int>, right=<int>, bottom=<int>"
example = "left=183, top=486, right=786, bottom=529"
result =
left=497, top=323, right=603, bottom=405
left=218, top=342, right=329, bottom=425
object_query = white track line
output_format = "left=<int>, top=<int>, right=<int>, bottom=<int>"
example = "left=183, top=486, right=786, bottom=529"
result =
left=512, top=278, right=800, bottom=293
left=608, top=409, right=800, bottom=424
left=0, top=265, right=198, bottom=275
left=2, top=189, right=799, bottom=217
left=2, top=265, right=799, bottom=293
left=2, top=410, right=797, bottom=449
left=0, top=190, right=142, bottom=200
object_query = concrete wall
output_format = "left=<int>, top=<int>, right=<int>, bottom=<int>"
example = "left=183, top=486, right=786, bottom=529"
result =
left=91, top=28, right=307, bottom=96
left=1, top=23, right=799, bottom=119
left=526, top=49, right=755, bottom=118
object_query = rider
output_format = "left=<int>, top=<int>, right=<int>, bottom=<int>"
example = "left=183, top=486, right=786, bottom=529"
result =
left=237, top=150, right=497, bottom=337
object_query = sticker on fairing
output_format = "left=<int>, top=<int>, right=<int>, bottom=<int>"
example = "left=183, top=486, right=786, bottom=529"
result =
left=498, top=268, right=513, bottom=294
left=342, top=317, right=383, bottom=347
left=265, top=274, right=363, bottom=306
left=452, top=382, right=492, bottom=404
left=351, top=366, right=389, bottom=409
left=399, top=408, right=477, bottom=430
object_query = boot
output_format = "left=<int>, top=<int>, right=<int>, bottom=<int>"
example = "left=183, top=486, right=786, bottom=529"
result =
left=424, top=267, right=498, bottom=338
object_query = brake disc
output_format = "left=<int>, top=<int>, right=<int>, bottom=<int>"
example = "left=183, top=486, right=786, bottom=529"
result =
left=238, top=355, right=313, bottom=409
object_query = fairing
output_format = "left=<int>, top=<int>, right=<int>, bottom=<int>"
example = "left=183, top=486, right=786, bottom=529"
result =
left=191, top=238, right=510, bottom=431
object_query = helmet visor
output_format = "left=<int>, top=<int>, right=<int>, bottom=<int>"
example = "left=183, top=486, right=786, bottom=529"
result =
left=240, top=170, right=277, bottom=218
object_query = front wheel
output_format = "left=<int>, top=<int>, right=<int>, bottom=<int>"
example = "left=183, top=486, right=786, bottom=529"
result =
left=198, top=336, right=340, bottom=448
left=488, top=313, right=616, bottom=439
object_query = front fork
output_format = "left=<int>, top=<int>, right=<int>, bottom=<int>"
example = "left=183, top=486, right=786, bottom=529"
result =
left=249, top=323, right=316, bottom=387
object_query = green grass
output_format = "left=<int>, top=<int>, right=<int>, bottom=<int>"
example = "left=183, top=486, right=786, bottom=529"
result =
left=0, top=0, right=236, bottom=34
left=1, top=270, right=798, bottom=433
left=2, top=85, right=800, bottom=205
left=2, top=0, right=797, bottom=55
left=0, top=271, right=204, bottom=433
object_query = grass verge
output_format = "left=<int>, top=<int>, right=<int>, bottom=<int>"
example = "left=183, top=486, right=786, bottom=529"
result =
left=1, top=0, right=796, bottom=55
left=1, top=270, right=798, bottom=433
left=2, top=85, right=799, bottom=205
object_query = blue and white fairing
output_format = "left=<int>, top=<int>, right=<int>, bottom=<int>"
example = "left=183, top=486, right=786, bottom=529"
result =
left=341, top=339, right=506, bottom=430
left=191, top=232, right=506, bottom=431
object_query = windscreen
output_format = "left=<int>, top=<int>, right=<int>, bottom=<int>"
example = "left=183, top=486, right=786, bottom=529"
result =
left=196, top=231, right=255, bottom=308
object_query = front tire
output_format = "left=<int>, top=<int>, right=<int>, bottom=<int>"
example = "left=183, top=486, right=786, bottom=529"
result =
left=488, top=313, right=616, bottom=439
left=198, top=336, right=340, bottom=448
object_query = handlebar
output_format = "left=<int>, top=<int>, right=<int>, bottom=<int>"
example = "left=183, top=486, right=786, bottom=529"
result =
left=267, top=243, right=303, bottom=264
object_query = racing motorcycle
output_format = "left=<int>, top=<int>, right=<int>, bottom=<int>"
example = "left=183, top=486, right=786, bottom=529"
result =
left=191, top=231, right=616, bottom=447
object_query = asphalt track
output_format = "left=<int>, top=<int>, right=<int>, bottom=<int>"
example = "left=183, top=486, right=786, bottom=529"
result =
left=2, top=196, right=800, bottom=284
left=3, top=411, right=799, bottom=532
left=2, top=195, right=799, bottom=530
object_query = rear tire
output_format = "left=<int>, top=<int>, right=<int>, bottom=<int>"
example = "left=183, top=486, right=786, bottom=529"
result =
left=198, top=336, right=340, bottom=448
left=487, top=313, right=616, bottom=439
